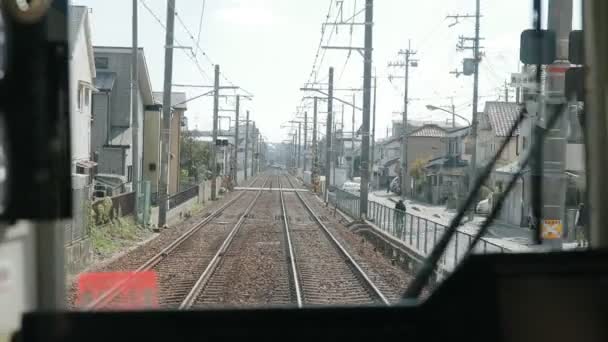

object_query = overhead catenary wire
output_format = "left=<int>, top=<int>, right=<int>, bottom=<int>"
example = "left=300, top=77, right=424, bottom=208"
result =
left=195, top=0, right=206, bottom=55
left=172, top=9, right=252, bottom=96
left=140, top=0, right=251, bottom=96
left=139, top=0, right=212, bottom=83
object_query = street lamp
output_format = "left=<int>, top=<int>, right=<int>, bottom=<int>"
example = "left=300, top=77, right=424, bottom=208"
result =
left=426, top=104, right=471, bottom=126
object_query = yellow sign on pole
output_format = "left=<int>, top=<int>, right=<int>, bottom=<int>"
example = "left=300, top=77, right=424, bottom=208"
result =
left=541, top=219, right=563, bottom=239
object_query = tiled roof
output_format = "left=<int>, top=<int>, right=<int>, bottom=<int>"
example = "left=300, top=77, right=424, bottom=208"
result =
left=153, top=92, right=188, bottom=110
left=409, top=124, right=447, bottom=138
left=484, top=101, right=521, bottom=137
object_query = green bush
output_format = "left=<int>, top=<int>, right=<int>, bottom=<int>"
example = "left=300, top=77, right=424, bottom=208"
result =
left=93, top=197, right=113, bottom=225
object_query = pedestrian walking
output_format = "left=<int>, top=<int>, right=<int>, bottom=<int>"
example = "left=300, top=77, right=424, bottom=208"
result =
left=575, top=202, right=588, bottom=247
left=394, top=199, right=406, bottom=237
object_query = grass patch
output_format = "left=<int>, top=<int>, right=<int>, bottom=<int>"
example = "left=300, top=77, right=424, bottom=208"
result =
left=90, top=216, right=151, bottom=258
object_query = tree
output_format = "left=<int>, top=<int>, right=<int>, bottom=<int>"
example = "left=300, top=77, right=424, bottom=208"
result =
left=180, top=133, right=210, bottom=183
left=409, top=158, right=428, bottom=180
left=409, top=157, right=429, bottom=195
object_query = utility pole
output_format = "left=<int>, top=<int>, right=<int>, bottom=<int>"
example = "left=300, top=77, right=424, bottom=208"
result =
left=534, top=0, right=571, bottom=248
left=251, top=123, right=256, bottom=176
left=303, top=111, right=308, bottom=172
left=325, top=67, right=334, bottom=202
left=292, top=133, right=296, bottom=169
left=244, top=110, right=249, bottom=180
left=312, top=97, right=318, bottom=185
left=451, top=97, right=456, bottom=128
left=297, top=121, right=302, bottom=169
left=504, top=80, right=509, bottom=102
left=256, top=130, right=260, bottom=175
left=341, top=103, right=345, bottom=171
left=158, top=0, right=176, bottom=227
left=389, top=40, right=417, bottom=200
left=351, top=96, right=355, bottom=179
left=257, top=134, right=261, bottom=173
left=333, top=120, right=337, bottom=186
left=371, top=74, right=377, bottom=189
left=447, top=2, right=481, bottom=219
left=131, top=0, right=140, bottom=218
left=234, top=95, right=240, bottom=184
left=359, top=0, right=373, bottom=218
left=470, top=0, right=481, bottom=219
left=210, top=65, right=220, bottom=200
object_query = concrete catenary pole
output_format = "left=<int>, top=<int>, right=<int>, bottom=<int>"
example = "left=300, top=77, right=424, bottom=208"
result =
left=400, top=40, right=413, bottom=201
left=303, top=111, right=308, bottom=172
left=210, top=65, right=220, bottom=200
left=371, top=74, right=377, bottom=189
left=158, top=0, right=176, bottom=227
left=131, top=0, right=140, bottom=217
left=251, top=123, right=256, bottom=176
left=297, top=121, right=302, bottom=169
left=359, top=0, right=373, bottom=218
left=351, top=96, right=355, bottom=179
left=534, top=0, right=572, bottom=247
left=234, top=95, right=240, bottom=184
left=312, top=97, right=318, bottom=183
left=244, top=110, right=249, bottom=180
left=325, top=67, right=334, bottom=202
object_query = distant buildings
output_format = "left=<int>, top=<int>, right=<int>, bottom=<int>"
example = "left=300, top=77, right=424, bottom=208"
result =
left=91, top=46, right=153, bottom=194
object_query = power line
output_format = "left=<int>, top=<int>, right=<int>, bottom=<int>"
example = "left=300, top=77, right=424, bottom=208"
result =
left=172, top=9, right=252, bottom=96
left=195, top=0, right=206, bottom=53
left=303, top=0, right=336, bottom=88
left=140, top=0, right=251, bottom=96
left=139, top=0, right=211, bottom=82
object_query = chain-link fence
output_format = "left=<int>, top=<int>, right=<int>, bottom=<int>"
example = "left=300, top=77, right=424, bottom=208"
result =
left=168, top=185, right=199, bottom=210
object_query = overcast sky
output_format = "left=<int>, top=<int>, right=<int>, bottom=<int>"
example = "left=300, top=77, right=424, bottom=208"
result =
left=72, top=0, right=581, bottom=143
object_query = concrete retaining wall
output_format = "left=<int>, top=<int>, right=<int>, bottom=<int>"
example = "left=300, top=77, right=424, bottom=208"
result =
left=352, top=221, right=447, bottom=287
left=65, top=237, right=92, bottom=276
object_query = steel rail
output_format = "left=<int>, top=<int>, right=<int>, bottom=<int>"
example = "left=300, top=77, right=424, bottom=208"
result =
left=284, top=174, right=390, bottom=305
left=277, top=175, right=304, bottom=308
left=179, top=176, right=272, bottom=309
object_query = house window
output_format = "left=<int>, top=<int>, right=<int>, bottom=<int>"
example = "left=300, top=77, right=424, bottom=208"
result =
left=84, top=88, right=90, bottom=107
left=77, top=84, right=84, bottom=109
left=523, top=137, right=528, bottom=150
left=149, top=163, right=157, bottom=171
left=127, top=165, right=133, bottom=182
left=76, top=166, right=86, bottom=174
left=95, top=57, right=109, bottom=69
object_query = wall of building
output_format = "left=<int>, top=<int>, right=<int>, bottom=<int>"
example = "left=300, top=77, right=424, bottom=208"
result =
left=93, top=51, right=146, bottom=181
left=69, top=19, right=94, bottom=170
left=143, top=110, right=161, bottom=196
left=405, top=136, right=446, bottom=195
left=169, top=109, right=184, bottom=195
left=91, top=92, right=109, bottom=157
left=477, top=131, right=520, bottom=168
left=98, top=147, right=125, bottom=175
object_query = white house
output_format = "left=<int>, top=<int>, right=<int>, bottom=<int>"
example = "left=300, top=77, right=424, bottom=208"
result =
left=69, top=6, right=97, bottom=178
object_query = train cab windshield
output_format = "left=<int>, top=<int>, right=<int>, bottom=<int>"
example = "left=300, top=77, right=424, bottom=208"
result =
left=2, top=0, right=608, bottom=341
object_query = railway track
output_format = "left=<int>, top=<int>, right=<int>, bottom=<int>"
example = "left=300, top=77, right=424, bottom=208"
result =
left=87, top=170, right=394, bottom=309
left=184, top=175, right=293, bottom=308
left=279, top=174, right=389, bottom=306
left=86, top=174, right=269, bottom=309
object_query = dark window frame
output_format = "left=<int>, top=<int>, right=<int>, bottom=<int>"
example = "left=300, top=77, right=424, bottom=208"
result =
left=94, top=57, right=109, bottom=69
